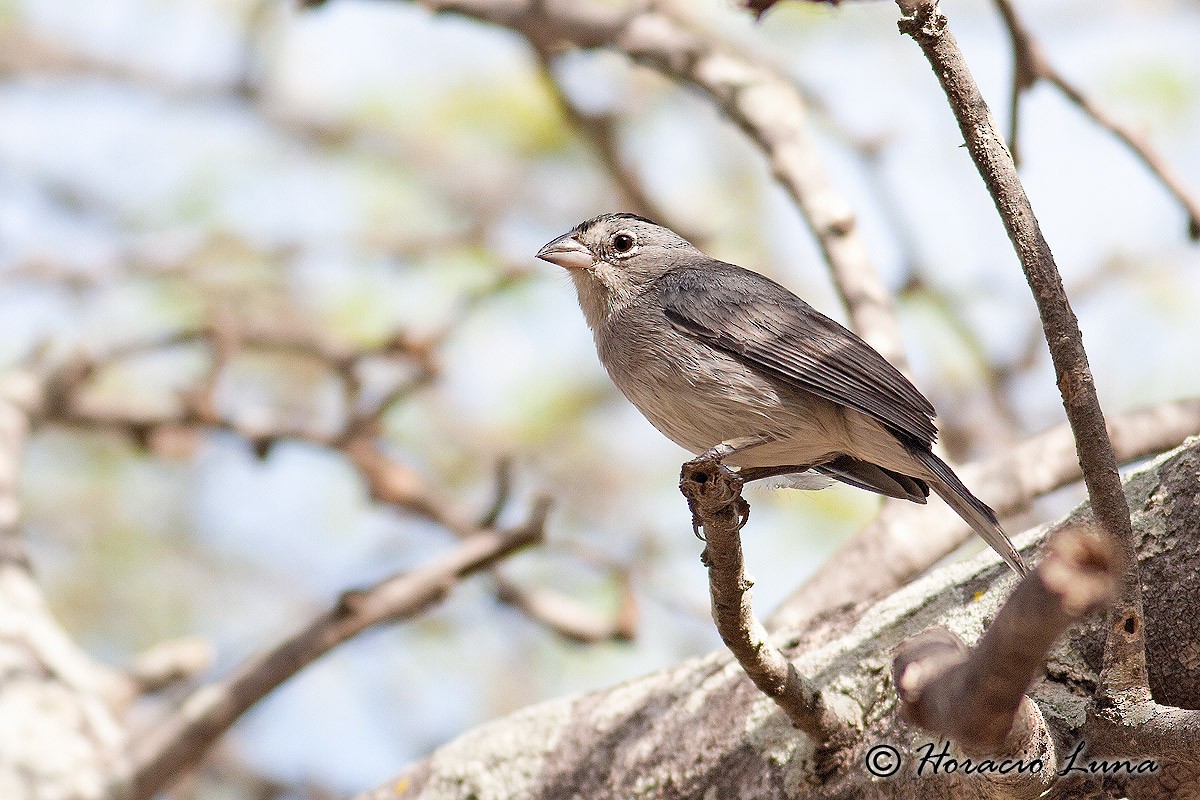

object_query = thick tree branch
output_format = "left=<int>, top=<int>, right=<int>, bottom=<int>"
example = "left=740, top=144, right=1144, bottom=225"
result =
left=126, top=502, right=548, bottom=800
left=893, top=630, right=1056, bottom=800
left=1088, top=701, right=1200, bottom=767
left=767, top=397, right=1200, bottom=633
left=680, top=459, right=829, bottom=738
left=894, top=525, right=1118, bottom=758
left=896, top=0, right=1145, bottom=704
left=994, top=0, right=1200, bottom=239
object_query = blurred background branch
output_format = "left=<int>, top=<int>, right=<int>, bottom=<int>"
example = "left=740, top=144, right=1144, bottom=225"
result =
left=129, top=502, right=548, bottom=800
left=994, top=0, right=1200, bottom=239
left=408, top=0, right=908, bottom=365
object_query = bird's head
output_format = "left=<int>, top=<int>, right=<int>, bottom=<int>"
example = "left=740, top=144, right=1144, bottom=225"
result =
left=536, top=213, right=696, bottom=328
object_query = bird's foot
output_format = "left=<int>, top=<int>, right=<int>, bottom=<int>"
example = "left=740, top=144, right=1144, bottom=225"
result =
left=680, top=457, right=750, bottom=539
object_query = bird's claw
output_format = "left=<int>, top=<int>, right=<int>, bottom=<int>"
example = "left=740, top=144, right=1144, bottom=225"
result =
left=735, top=498, right=750, bottom=530
left=679, top=456, right=749, bottom=539
left=686, top=495, right=707, bottom=540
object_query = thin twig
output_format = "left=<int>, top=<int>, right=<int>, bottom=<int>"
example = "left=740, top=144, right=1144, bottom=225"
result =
left=121, top=637, right=215, bottom=699
left=679, top=459, right=827, bottom=737
left=994, top=0, right=1200, bottom=239
left=412, top=0, right=907, bottom=365
left=895, top=0, right=1146, bottom=705
left=477, top=456, right=514, bottom=530
left=347, top=437, right=636, bottom=642
left=532, top=45, right=702, bottom=243
left=493, top=570, right=638, bottom=644
left=126, top=504, right=548, bottom=800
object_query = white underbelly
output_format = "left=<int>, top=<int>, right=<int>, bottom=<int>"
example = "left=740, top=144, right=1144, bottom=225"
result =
left=606, top=341, right=845, bottom=467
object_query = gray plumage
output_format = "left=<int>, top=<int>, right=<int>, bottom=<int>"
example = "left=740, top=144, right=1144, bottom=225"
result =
left=536, top=213, right=1027, bottom=576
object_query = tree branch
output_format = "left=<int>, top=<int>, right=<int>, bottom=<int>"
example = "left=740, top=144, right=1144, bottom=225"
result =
left=895, top=0, right=1145, bottom=704
left=1088, top=700, right=1200, bottom=767
left=531, top=45, right=702, bottom=244
left=0, top=368, right=131, bottom=797
left=364, top=439, right=1200, bottom=800
left=894, top=525, right=1118, bottom=759
left=348, top=437, right=637, bottom=642
left=994, top=0, right=1200, bottom=239
left=767, top=397, right=1200, bottom=633
left=493, top=569, right=638, bottom=644
left=405, top=0, right=907, bottom=365
left=680, top=459, right=829, bottom=738
left=41, top=328, right=631, bottom=647
left=126, top=501, right=549, bottom=800
left=119, top=637, right=215, bottom=701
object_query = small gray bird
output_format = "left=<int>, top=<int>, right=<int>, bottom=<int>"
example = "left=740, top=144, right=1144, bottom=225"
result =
left=536, top=213, right=1027, bottom=576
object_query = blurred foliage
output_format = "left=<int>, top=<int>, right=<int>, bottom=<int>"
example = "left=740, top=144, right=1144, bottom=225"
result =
left=1108, top=58, right=1196, bottom=130
left=427, top=79, right=572, bottom=156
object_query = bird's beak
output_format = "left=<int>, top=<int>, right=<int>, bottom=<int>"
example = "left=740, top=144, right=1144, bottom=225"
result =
left=536, top=234, right=593, bottom=271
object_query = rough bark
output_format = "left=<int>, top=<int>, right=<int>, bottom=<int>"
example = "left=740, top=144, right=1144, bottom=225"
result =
left=362, top=437, right=1200, bottom=800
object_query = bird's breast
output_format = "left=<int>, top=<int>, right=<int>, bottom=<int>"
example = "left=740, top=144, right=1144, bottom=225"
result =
left=594, top=309, right=814, bottom=458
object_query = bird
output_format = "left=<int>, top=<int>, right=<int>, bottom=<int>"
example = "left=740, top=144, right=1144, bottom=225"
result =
left=535, top=212, right=1027, bottom=577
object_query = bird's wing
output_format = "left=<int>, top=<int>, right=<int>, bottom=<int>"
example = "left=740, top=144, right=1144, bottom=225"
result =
left=657, top=262, right=937, bottom=447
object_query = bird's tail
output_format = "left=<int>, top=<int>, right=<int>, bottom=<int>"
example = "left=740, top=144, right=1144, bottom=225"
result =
left=914, top=449, right=1028, bottom=577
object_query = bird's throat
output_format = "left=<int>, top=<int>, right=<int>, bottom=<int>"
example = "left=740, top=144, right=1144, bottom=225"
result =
left=570, top=265, right=637, bottom=331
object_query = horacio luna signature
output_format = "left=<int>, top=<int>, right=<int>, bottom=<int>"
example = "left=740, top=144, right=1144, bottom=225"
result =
left=911, top=740, right=1159, bottom=777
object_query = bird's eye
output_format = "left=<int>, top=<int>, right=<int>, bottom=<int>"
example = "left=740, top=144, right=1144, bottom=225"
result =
left=612, top=232, right=635, bottom=253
